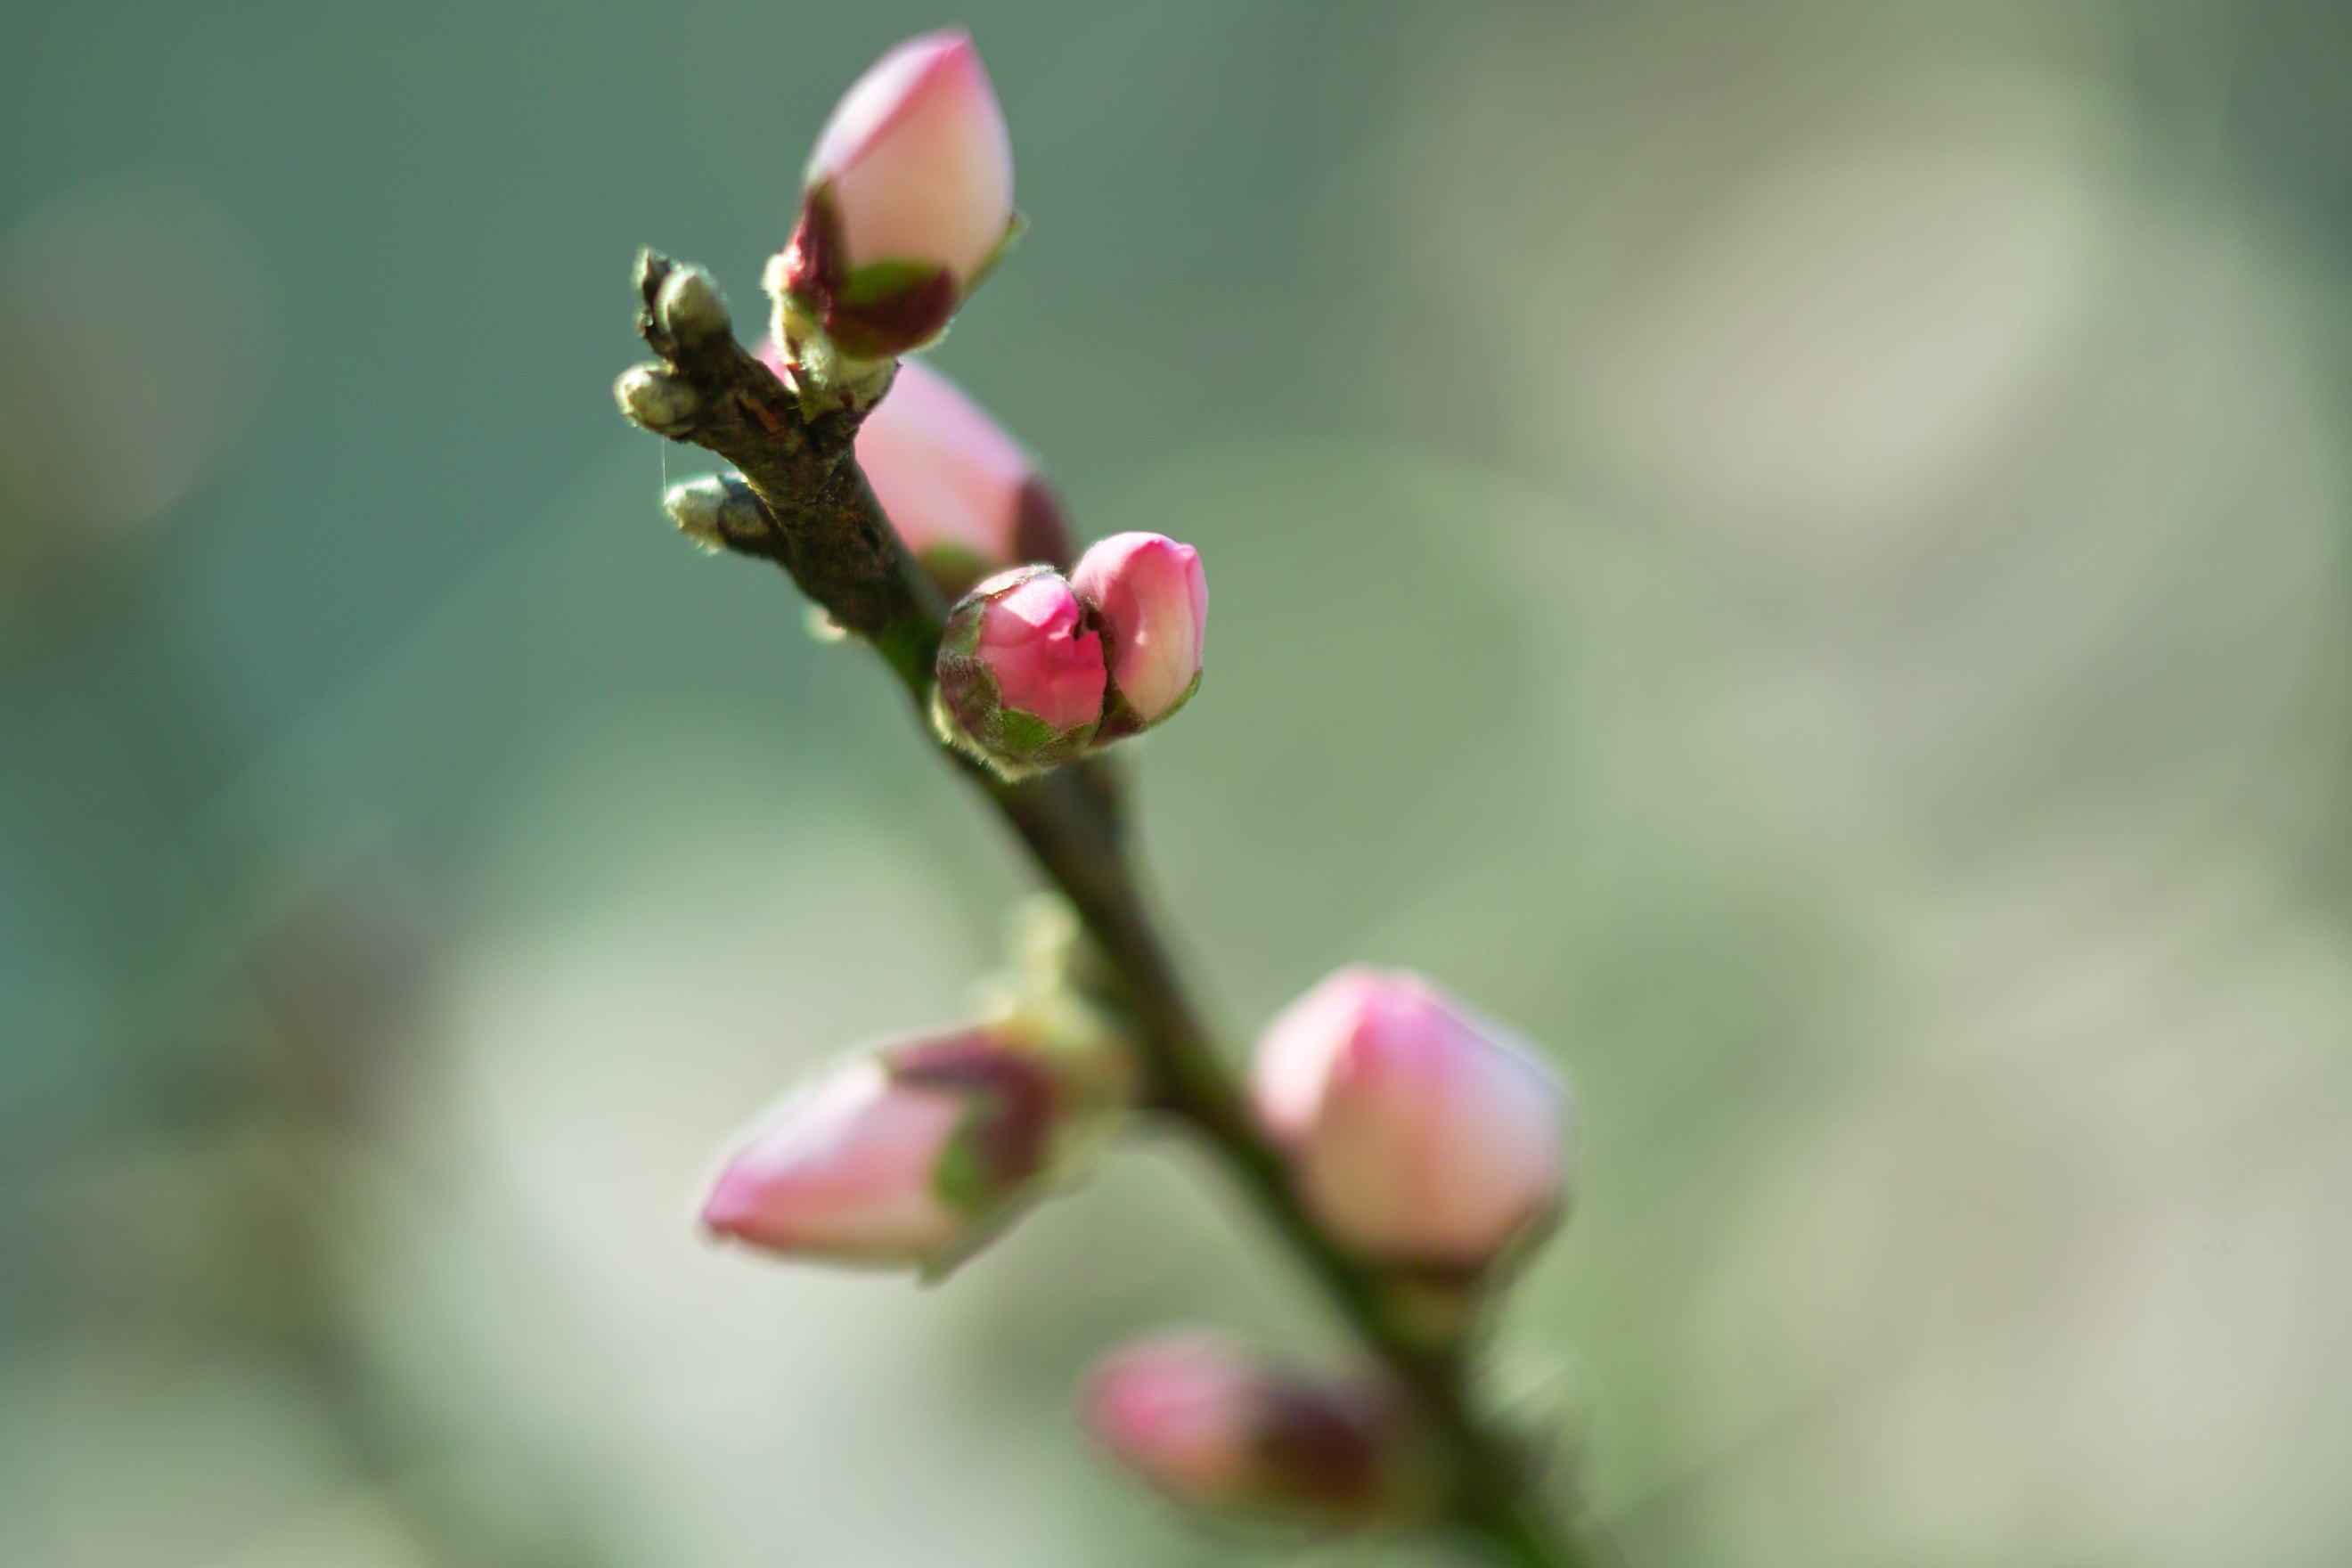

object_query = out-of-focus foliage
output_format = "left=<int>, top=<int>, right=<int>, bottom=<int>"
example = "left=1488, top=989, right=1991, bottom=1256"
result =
left=5, top=3, right=2351, bottom=1564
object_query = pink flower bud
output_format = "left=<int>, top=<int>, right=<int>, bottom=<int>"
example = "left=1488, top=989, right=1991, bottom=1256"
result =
left=1085, top=1334, right=1429, bottom=1525
left=935, top=566, right=1107, bottom=772
left=700, top=1031, right=1058, bottom=1270
left=772, top=30, right=1017, bottom=360
left=1070, top=532, right=1207, bottom=734
left=1252, top=968, right=1567, bottom=1269
left=856, top=359, right=1073, bottom=599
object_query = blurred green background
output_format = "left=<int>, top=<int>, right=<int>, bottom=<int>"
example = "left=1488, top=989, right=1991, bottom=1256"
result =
left=7, top=1, right=2352, bottom=1564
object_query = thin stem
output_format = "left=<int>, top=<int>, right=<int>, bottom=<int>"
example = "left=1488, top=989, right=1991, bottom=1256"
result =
left=617, top=254, right=1597, bottom=1567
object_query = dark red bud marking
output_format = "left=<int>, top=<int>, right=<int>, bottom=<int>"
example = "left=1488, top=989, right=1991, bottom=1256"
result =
left=890, top=1035, right=1061, bottom=1193
left=822, top=265, right=960, bottom=360
left=1253, top=1383, right=1392, bottom=1516
left=779, top=186, right=845, bottom=313
left=779, top=186, right=963, bottom=359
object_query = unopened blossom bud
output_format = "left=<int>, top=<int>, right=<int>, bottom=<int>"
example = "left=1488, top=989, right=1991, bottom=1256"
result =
left=767, top=30, right=1017, bottom=361
left=613, top=362, right=698, bottom=434
left=856, top=358, right=1072, bottom=598
left=1071, top=532, right=1206, bottom=736
left=654, top=263, right=730, bottom=348
left=1085, top=1334, right=1433, bottom=1526
left=700, top=1030, right=1060, bottom=1271
left=935, top=566, right=1106, bottom=772
left=662, top=471, right=766, bottom=553
left=1253, top=968, right=1568, bottom=1270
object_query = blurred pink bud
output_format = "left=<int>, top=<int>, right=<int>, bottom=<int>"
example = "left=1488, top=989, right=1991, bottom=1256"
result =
left=1253, top=968, right=1567, bottom=1269
left=936, top=566, right=1107, bottom=771
left=700, top=1032, right=1057, bottom=1270
left=773, top=30, right=1017, bottom=359
left=857, top=359, right=1072, bottom=598
left=1086, top=1334, right=1426, bottom=1525
left=699, top=1058, right=960, bottom=1265
left=1089, top=1335, right=1260, bottom=1506
left=1071, top=531, right=1207, bottom=734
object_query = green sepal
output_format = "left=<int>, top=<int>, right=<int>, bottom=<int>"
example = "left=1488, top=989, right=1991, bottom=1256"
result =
left=889, top=1027, right=1067, bottom=1283
left=994, top=707, right=1058, bottom=758
left=930, top=1117, right=999, bottom=1217
left=834, top=257, right=948, bottom=307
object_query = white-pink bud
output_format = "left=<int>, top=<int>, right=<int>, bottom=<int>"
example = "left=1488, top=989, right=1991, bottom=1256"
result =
left=772, top=30, right=1017, bottom=360
left=1070, top=531, right=1207, bottom=735
left=857, top=359, right=1072, bottom=598
left=1085, top=1334, right=1430, bottom=1525
left=699, top=1031, right=1058, bottom=1270
left=1253, top=968, right=1568, bottom=1270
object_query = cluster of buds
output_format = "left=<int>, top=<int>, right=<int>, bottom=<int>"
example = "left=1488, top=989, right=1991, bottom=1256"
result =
left=671, top=29, right=1575, bottom=1545
left=735, top=33, right=1206, bottom=775
left=934, top=531, right=1207, bottom=774
left=700, top=956, right=1572, bottom=1525
left=851, top=358, right=1073, bottom=599
left=1082, top=971, right=1572, bottom=1521
left=803, top=346, right=1207, bottom=773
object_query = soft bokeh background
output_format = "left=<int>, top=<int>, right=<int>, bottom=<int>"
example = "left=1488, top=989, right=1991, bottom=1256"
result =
left=6, top=2, right=2351, bottom=1564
